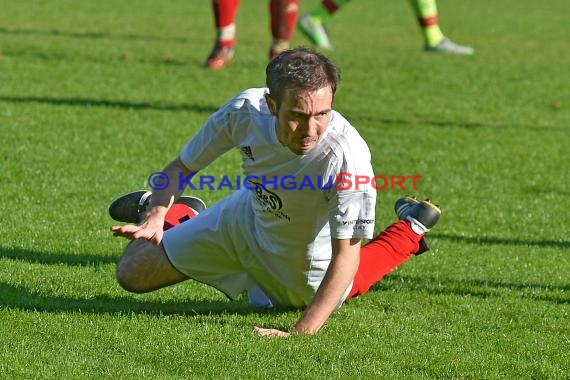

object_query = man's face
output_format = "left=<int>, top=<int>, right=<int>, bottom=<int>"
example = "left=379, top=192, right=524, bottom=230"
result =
left=266, top=86, right=333, bottom=155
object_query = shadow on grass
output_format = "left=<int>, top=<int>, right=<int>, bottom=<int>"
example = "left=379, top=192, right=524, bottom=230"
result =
left=0, top=95, right=218, bottom=113
left=0, top=27, right=190, bottom=44
left=352, top=115, right=566, bottom=131
left=0, top=282, right=273, bottom=317
left=2, top=49, right=192, bottom=67
left=522, top=185, right=570, bottom=197
left=0, top=247, right=285, bottom=317
left=429, top=232, right=570, bottom=249
left=373, top=116, right=487, bottom=129
left=0, top=246, right=117, bottom=267
left=374, top=274, right=570, bottom=305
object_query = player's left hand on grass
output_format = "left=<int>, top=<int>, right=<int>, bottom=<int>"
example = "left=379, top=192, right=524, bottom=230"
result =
left=110, top=217, right=165, bottom=245
left=253, top=326, right=291, bottom=338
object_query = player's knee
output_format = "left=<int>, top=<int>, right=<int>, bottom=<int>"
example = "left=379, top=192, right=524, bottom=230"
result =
left=116, top=263, right=150, bottom=294
left=115, top=244, right=153, bottom=293
left=115, top=240, right=174, bottom=294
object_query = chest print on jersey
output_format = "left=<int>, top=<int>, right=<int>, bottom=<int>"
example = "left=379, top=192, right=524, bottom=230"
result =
left=247, top=179, right=291, bottom=222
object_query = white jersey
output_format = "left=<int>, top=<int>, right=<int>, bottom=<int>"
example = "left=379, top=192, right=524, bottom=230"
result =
left=176, top=88, right=376, bottom=306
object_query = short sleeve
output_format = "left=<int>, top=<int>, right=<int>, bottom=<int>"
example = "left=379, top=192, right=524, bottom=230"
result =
left=179, top=99, right=239, bottom=171
left=328, top=168, right=377, bottom=240
left=325, top=133, right=377, bottom=239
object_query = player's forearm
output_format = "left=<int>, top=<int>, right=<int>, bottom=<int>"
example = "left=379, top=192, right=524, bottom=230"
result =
left=147, top=157, right=196, bottom=217
left=294, top=239, right=361, bottom=334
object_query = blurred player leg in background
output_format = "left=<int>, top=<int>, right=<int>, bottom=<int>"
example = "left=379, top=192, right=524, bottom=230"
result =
left=297, top=0, right=350, bottom=50
left=411, top=0, right=474, bottom=55
left=269, top=0, right=299, bottom=59
left=205, top=0, right=299, bottom=69
left=298, top=0, right=474, bottom=55
left=205, top=0, right=240, bottom=69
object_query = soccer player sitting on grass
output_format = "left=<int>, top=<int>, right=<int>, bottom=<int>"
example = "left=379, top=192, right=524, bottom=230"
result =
left=110, top=47, right=442, bottom=337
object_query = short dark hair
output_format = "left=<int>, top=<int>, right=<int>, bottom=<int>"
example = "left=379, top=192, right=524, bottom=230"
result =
left=266, top=47, right=341, bottom=106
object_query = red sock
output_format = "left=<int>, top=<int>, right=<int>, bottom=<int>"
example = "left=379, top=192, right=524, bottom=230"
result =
left=418, top=16, right=439, bottom=27
left=347, top=220, right=423, bottom=299
left=163, top=204, right=199, bottom=231
left=212, top=0, right=240, bottom=47
left=270, top=0, right=299, bottom=41
left=212, top=0, right=240, bottom=27
left=322, top=0, right=342, bottom=14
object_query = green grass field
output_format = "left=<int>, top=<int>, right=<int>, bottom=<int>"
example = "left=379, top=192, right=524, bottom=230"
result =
left=1, top=0, right=569, bottom=378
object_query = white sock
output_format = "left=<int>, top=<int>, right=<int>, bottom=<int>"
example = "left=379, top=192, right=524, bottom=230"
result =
left=271, top=39, right=290, bottom=52
left=218, top=24, right=236, bottom=43
left=406, top=216, right=429, bottom=235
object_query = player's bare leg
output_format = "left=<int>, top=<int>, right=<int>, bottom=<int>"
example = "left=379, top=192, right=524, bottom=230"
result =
left=116, top=240, right=188, bottom=293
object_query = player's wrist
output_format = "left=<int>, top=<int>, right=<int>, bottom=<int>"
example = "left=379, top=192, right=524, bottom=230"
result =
left=293, top=319, right=319, bottom=335
left=143, top=206, right=169, bottom=223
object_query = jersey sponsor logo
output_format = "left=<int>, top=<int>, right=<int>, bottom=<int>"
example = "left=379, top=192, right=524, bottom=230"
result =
left=248, top=180, right=283, bottom=210
left=341, top=219, right=375, bottom=226
left=248, top=179, right=292, bottom=222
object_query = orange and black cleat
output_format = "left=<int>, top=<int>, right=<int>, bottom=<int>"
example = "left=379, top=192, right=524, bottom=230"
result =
left=109, top=190, right=207, bottom=227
